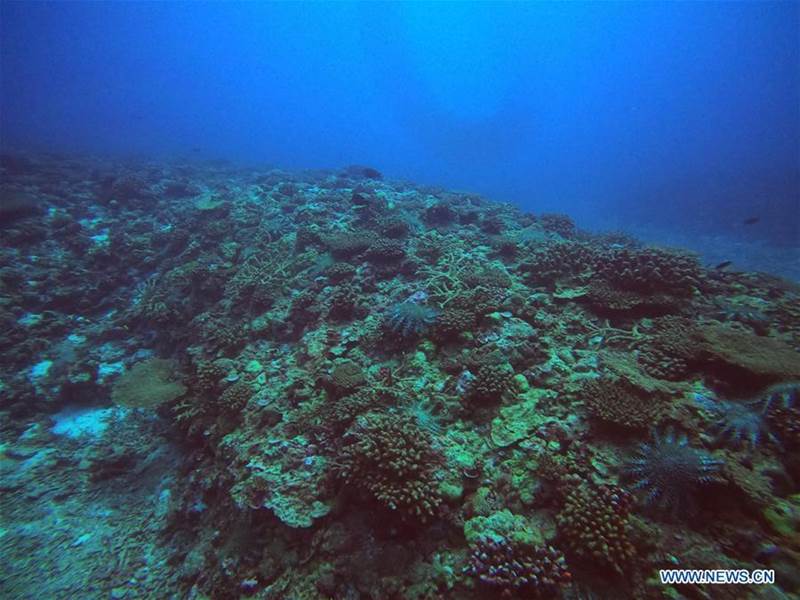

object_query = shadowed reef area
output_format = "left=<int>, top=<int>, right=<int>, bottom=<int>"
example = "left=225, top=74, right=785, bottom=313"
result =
left=1, top=153, right=799, bottom=599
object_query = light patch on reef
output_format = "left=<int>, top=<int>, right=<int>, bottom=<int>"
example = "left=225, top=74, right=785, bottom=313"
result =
left=18, top=312, right=43, bottom=327
left=29, top=360, right=53, bottom=382
left=97, top=361, right=125, bottom=384
left=50, top=405, right=127, bottom=439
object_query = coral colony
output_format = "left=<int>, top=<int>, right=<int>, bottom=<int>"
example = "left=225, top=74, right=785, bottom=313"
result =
left=2, top=155, right=800, bottom=598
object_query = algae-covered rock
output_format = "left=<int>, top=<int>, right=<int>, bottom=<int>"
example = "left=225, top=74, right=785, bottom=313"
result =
left=553, top=285, right=589, bottom=300
left=490, top=388, right=552, bottom=447
left=763, top=494, right=800, bottom=539
left=231, top=435, right=331, bottom=528
left=463, top=509, right=543, bottom=547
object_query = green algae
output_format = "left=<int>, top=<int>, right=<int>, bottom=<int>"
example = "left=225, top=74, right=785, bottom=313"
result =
left=490, top=388, right=553, bottom=447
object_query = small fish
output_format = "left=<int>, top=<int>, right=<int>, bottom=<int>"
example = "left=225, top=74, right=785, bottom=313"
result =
left=743, top=216, right=760, bottom=225
left=714, top=260, right=733, bottom=270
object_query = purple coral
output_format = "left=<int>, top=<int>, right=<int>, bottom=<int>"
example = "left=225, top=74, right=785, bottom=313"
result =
left=466, top=537, right=571, bottom=597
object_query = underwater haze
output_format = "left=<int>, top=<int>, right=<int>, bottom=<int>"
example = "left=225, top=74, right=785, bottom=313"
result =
left=2, top=2, right=799, bottom=258
left=3, top=3, right=800, bottom=600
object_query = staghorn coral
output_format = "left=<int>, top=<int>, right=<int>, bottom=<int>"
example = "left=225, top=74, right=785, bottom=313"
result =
left=337, top=412, right=443, bottom=521
left=623, top=429, right=723, bottom=516
left=385, top=301, right=439, bottom=338
left=582, top=377, right=666, bottom=429
left=557, top=484, right=635, bottom=574
left=466, top=537, right=571, bottom=597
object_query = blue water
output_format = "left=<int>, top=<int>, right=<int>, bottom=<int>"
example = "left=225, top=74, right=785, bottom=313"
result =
left=3, top=5, right=800, bottom=598
left=2, top=2, right=798, bottom=254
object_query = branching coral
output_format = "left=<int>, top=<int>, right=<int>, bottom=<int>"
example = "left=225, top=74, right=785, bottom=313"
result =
left=469, top=363, right=513, bottom=403
left=592, top=246, right=701, bottom=297
left=466, top=537, right=571, bottom=596
left=623, top=429, right=722, bottom=516
left=432, top=307, right=476, bottom=341
left=556, top=484, right=635, bottom=573
left=336, top=412, right=443, bottom=521
left=416, top=242, right=480, bottom=306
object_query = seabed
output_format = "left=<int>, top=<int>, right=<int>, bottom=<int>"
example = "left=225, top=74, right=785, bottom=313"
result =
left=1, top=153, right=798, bottom=599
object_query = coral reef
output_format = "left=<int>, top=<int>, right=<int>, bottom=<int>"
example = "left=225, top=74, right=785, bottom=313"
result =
left=581, top=377, right=667, bottom=429
left=557, top=484, right=636, bottom=573
left=336, top=412, right=443, bottom=521
left=466, top=537, right=571, bottom=597
left=110, top=358, right=186, bottom=409
left=2, top=152, right=799, bottom=599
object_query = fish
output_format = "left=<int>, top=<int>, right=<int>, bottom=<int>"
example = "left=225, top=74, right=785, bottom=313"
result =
left=743, top=216, right=760, bottom=225
left=714, top=260, right=733, bottom=270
